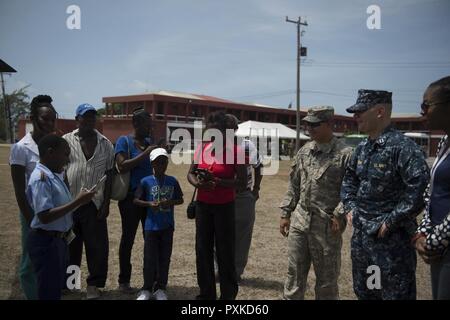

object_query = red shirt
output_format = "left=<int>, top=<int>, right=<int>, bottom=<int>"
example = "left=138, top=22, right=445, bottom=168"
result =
left=194, top=142, right=242, bottom=204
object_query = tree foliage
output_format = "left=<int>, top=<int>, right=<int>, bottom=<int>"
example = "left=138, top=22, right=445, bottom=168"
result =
left=0, top=86, right=30, bottom=142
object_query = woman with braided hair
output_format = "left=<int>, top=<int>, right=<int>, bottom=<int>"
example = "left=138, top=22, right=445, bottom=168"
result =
left=9, top=94, right=57, bottom=299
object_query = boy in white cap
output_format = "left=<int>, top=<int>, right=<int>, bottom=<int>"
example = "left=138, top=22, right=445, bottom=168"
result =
left=134, top=148, right=184, bottom=300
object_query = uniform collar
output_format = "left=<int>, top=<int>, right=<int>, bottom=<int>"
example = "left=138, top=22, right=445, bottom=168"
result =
left=20, top=132, right=39, bottom=156
left=366, top=124, right=395, bottom=147
left=310, top=136, right=337, bottom=154
left=35, top=162, right=56, bottom=180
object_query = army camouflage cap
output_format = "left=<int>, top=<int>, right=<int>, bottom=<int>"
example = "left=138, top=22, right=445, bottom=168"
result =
left=346, top=89, right=392, bottom=113
left=302, top=106, right=334, bottom=123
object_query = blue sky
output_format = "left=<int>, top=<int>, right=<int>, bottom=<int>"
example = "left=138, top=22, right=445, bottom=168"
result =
left=1, top=0, right=449, bottom=118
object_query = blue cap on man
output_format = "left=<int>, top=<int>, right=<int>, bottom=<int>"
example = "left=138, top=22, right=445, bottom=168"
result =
left=346, top=89, right=392, bottom=113
left=76, top=103, right=97, bottom=117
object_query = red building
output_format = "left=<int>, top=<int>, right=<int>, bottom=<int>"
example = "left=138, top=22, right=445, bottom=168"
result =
left=17, top=90, right=444, bottom=156
left=100, top=90, right=358, bottom=141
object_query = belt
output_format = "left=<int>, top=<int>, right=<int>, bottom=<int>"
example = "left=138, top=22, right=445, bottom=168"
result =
left=33, top=228, right=68, bottom=239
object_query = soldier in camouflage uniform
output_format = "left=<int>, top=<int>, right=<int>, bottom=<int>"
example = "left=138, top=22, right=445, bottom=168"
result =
left=341, top=89, right=430, bottom=300
left=279, top=106, right=353, bottom=300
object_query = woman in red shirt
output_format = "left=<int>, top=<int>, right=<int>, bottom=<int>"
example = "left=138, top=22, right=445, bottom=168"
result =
left=187, top=111, right=247, bottom=300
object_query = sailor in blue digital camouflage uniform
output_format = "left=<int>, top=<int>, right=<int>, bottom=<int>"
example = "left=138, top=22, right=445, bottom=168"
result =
left=341, top=89, right=430, bottom=300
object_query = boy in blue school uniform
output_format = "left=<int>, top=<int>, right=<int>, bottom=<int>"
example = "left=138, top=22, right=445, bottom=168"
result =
left=134, top=148, right=184, bottom=300
left=26, top=134, right=96, bottom=300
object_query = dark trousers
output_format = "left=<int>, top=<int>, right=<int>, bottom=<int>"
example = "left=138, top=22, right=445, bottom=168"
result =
left=27, top=231, right=67, bottom=300
left=118, top=194, right=147, bottom=284
left=351, top=227, right=416, bottom=300
left=431, top=248, right=450, bottom=300
left=143, top=228, right=174, bottom=291
left=196, top=201, right=238, bottom=300
left=69, top=201, right=109, bottom=288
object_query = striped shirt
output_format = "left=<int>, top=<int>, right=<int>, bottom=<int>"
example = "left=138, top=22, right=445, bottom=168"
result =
left=63, top=129, right=115, bottom=209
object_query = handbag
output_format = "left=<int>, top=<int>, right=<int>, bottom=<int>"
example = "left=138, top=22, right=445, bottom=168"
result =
left=111, top=136, right=131, bottom=201
left=186, top=142, right=207, bottom=219
left=186, top=187, right=198, bottom=219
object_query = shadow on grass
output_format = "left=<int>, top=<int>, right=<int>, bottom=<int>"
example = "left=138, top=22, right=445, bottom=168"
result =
left=61, top=286, right=200, bottom=300
left=239, top=277, right=284, bottom=291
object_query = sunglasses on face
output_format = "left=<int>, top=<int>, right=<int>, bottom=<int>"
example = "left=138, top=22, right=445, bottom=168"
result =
left=304, top=121, right=322, bottom=128
left=421, top=100, right=450, bottom=116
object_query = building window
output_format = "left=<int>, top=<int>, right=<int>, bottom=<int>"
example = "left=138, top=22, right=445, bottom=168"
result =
left=280, top=115, right=289, bottom=125
left=156, top=102, right=164, bottom=120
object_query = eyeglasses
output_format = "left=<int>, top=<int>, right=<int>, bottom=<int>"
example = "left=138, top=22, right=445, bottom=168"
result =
left=421, top=100, right=450, bottom=116
left=304, top=122, right=323, bottom=128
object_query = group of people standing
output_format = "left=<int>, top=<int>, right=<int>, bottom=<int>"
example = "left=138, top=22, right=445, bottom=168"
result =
left=8, top=75, right=449, bottom=300
left=10, top=100, right=262, bottom=300
left=279, top=76, right=450, bottom=300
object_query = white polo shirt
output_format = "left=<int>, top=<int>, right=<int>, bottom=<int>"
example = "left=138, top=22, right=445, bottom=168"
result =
left=63, top=129, right=115, bottom=209
left=9, top=132, right=40, bottom=185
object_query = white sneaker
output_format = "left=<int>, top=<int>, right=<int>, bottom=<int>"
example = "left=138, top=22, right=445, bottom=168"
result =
left=153, top=289, right=168, bottom=300
left=136, top=290, right=151, bottom=300
left=86, top=286, right=101, bottom=300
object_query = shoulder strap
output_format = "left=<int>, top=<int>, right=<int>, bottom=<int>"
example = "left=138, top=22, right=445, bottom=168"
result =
left=191, top=187, right=197, bottom=202
left=191, top=142, right=208, bottom=196
left=126, top=135, right=131, bottom=159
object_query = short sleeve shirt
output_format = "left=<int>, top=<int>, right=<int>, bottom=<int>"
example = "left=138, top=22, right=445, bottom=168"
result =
left=136, top=175, right=183, bottom=231
left=194, top=142, right=243, bottom=204
left=115, top=135, right=153, bottom=192
left=27, top=163, right=73, bottom=232
left=9, top=133, right=40, bottom=185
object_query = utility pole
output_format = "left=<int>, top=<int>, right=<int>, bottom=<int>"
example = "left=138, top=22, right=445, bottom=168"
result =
left=286, top=16, right=307, bottom=152
left=0, top=73, right=12, bottom=142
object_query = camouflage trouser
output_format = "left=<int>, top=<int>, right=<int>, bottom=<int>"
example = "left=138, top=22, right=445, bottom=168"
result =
left=351, top=227, right=417, bottom=300
left=283, top=214, right=342, bottom=300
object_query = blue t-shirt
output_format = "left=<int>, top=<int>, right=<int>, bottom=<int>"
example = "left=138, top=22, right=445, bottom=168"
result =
left=136, top=175, right=183, bottom=231
left=115, top=135, right=153, bottom=192
left=430, top=153, right=450, bottom=225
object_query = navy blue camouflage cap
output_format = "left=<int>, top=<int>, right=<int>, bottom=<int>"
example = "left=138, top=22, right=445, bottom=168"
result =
left=302, top=106, right=334, bottom=123
left=346, top=89, right=392, bottom=113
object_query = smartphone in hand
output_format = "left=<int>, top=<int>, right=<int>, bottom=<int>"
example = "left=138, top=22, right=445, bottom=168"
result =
left=86, top=174, right=107, bottom=193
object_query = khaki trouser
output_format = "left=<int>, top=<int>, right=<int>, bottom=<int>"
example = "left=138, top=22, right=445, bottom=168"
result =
left=234, top=190, right=256, bottom=278
left=283, top=213, right=342, bottom=300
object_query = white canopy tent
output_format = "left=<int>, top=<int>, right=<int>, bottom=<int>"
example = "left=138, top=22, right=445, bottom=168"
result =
left=235, top=120, right=310, bottom=140
left=404, top=132, right=429, bottom=139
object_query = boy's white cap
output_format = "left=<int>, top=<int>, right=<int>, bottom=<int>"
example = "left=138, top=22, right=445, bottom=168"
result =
left=150, top=148, right=169, bottom=162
